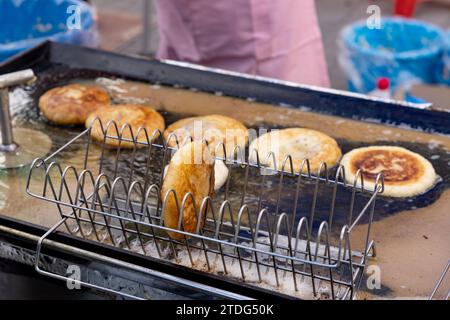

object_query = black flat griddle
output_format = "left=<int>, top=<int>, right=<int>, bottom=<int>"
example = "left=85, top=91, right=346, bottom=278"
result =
left=1, top=42, right=449, bottom=300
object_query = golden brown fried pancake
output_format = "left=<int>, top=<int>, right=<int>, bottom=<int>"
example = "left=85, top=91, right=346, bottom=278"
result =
left=39, top=84, right=111, bottom=125
left=163, top=115, right=248, bottom=158
left=249, top=128, right=342, bottom=173
left=164, top=160, right=229, bottom=192
left=86, top=104, right=165, bottom=148
left=341, top=146, right=437, bottom=197
left=161, top=141, right=215, bottom=240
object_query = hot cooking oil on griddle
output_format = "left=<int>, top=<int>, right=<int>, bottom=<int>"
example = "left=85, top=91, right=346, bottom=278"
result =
left=2, top=73, right=450, bottom=232
left=94, top=77, right=450, bottom=223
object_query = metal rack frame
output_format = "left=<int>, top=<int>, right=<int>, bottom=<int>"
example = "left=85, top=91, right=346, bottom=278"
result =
left=26, top=119, right=383, bottom=300
left=429, top=260, right=450, bottom=300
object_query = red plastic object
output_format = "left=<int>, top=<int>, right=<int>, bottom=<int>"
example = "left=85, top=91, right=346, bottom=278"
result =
left=377, top=77, right=390, bottom=90
left=394, top=0, right=418, bottom=17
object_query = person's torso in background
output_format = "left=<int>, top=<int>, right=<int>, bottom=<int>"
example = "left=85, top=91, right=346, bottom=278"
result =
left=155, top=0, right=330, bottom=87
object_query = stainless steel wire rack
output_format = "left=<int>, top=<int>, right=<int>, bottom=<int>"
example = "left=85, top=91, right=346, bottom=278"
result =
left=429, top=260, right=450, bottom=300
left=26, top=118, right=384, bottom=300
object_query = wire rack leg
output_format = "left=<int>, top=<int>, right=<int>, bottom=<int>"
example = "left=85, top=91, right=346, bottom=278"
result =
left=34, top=218, right=144, bottom=300
left=429, top=260, right=450, bottom=300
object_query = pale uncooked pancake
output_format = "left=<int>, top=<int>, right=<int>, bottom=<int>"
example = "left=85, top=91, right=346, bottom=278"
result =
left=213, top=160, right=229, bottom=191
left=341, top=146, right=437, bottom=197
left=39, top=83, right=111, bottom=125
left=164, top=114, right=248, bottom=158
left=86, top=104, right=165, bottom=148
left=161, top=141, right=215, bottom=240
left=164, top=160, right=229, bottom=191
left=248, top=128, right=342, bottom=173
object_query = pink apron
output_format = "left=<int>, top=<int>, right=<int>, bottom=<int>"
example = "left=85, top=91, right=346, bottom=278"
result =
left=154, top=0, right=330, bottom=87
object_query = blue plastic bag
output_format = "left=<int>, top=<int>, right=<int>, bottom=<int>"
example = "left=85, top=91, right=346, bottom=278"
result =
left=0, top=0, right=99, bottom=62
left=339, top=17, right=445, bottom=93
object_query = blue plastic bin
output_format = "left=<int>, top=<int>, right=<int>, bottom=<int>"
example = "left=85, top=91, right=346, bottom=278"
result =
left=340, top=17, right=445, bottom=93
left=436, top=30, right=450, bottom=86
left=0, top=0, right=99, bottom=62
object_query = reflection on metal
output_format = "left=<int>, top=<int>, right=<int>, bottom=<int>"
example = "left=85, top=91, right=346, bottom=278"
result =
left=0, top=128, right=52, bottom=169
left=0, top=69, right=52, bottom=170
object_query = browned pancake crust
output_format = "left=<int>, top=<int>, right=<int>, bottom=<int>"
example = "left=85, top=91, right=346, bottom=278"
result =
left=341, top=146, right=437, bottom=197
left=161, top=141, right=214, bottom=240
left=351, top=150, right=424, bottom=185
left=39, top=84, right=110, bottom=125
left=86, top=104, right=165, bottom=148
